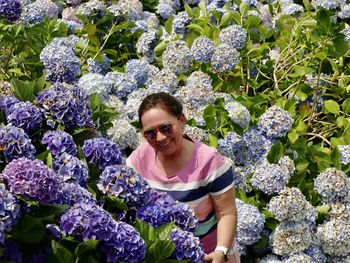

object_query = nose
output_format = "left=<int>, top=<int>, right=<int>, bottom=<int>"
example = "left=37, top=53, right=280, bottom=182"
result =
left=156, top=130, right=167, bottom=141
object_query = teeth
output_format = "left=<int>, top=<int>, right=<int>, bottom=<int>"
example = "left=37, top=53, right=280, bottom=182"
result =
left=158, top=140, right=171, bottom=147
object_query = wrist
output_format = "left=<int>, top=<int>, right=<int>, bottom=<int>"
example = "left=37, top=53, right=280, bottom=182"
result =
left=215, top=246, right=229, bottom=261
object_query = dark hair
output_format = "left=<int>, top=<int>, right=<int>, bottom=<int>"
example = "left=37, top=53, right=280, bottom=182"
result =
left=138, top=92, right=183, bottom=128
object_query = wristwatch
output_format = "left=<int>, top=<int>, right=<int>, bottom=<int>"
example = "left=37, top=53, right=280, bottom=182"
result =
left=215, top=246, right=230, bottom=261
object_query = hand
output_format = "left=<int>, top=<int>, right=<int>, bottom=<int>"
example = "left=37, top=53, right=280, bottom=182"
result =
left=204, top=250, right=225, bottom=263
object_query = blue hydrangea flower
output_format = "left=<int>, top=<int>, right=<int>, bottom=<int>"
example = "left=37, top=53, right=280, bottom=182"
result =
left=251, top=160, right=290, bottom=195
left=87, top=54, right=111, bottom=75
left=271, top=221, right=313, bottom=256
left=191, top=36, right=216, bottom=63
left=56, top=182, right=96, bottom=206
left=162, top=40, right=191, bottom=76
left=156, top=1, right=174, bottom=19
left=217, top=131, right=245, bottom=162
left=105, top=72, right=138, bottom=99
left=0, top=124, right=36, bottom=163
left=283, top=252, right=313, bottom=262
left=0, top=96, right=20, bottom=114
left=0, top=183, right=21, bottom=243
left=313, top=0, right=346, bottom=10
left=338, top=4, right=350, bottom=18
left=136, top=203, right=171, bottom=228
left=136, top=29, right=158, bottom=62
left=125, top=59, right=150, bottom=85
left=147, top=69, right=178, bottom=92
left=0, top=0, right=22, bottom=22
left=31, top=0, right=59, bottom=19
left=183, top=0, right=200, bottom=4
left=314, top=168, right=350, bottom=204
left=257, top=105, right=294, bottom=138
left=78, top=73, right=112, bottom=101
left=236, top=199, right=265, bottom=245
left=169, top=228, right=205, bottom=262
left=2, top=157, right=63, bottom=204
left=211, top=43, right=240, bottom=73
left=172, top=11, right=191, bottom=37
left=280, top=1, right=304, bottom=15
left=259, top=254, right=281, bottom=263
left=6, top=101, right=43, bottom=134
left=42, top=130, right=77, bottom=157
left=304, top=244, right=327, bottom=263
left=106, top=119, right=141, bottom=150
left=76, top=0, right=106, bottom=18
left=219, top=25, right=247, bottom=49
left=52, top=153, right=89, bottom=186
left=337, top=145, right=350, bottom=164
left=101, top=221, right=146, bottom=263
left=317, top=218, right=350, bottom=256
left=36, top=82, right=94, bottom=128
left=224, top=101, right=251, bottom=128
left=268, top=187, right=317, bottom=222
left=97, top=165, right=150, bottom=209
left=82, top=137, right=123, bottom=170
left=342, top=27, right=350, bottom=43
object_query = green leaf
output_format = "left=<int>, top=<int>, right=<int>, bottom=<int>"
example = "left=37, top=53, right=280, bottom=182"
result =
left=134, top=219, right=156, bottom=242
left=219, top=12, right=234, bottom=28
left=288, top=129, right=299, bottom=143
left=154, top=40, right=168, bottom=55
left=89, top=93, right=101, bottom=111
left=184, top=4, right=193, bottom=17
left=11, top=216, right=45, bottom=243
left=154, top=223, right=176, bottom=240
left=342, top=98, right=350, bottom=114
left=104, top=195, right=128, bottom=211
left=324, top=100, right=340, bottom=115
left=208, top=133, right=218, bottom=147
left=331, top=147, right=341, bottom=166
left=239, top=2, right=249, bottom=16
left=51, top=240, right=75, bottom=263
left=291, top=66, right=314, bottom=77
left=267, top=141, right=284, bottom=164
left=164, top=17, right=174, bottom=34
left=149, top=240, right=175, bottom=260
left=75, top=240, right=99, bottom=259
left=331, top=35, right=349, bottom=58
left=316, top=205, right=331, bottom=215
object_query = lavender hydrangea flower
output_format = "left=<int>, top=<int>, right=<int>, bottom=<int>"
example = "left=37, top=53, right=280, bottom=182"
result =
left=125, top=59, right=150, bottom=85
left=326, top=202, right=350, bottom=221
left=105, top=72, right=138, bottom=99
left=211, top=43, right=240, bottom=73
left=0, top=0, right=22, bottom=22
left=172, top=11, right=191, bottom=37
left=56, top=182, right=96, bottom=206
left=101, top=222, right=146, bottom=263
left=184, top=126, right=208, bottom=142
left=6, top=101, right=43, bottom=134
left=317, top=218, right=350, bottom=256
left=313, top=0, right=346, bottom=10
left=136, top=29, right=158, bottom=62
left=224, top=101, right=251, bottom=128
left=251, top=160, right=290, bottom=195
left=106, top=119, right=142, bottom=150
left=191, top=36, right=216, bottom=63
left=82, top=137, right=123, bottom=169
left=162, top=40, right=191, bottom=76
left=0, top=96, right=20, bottom=113
left=236, top=199, right=265, bottom=245
left=283, top=252, right=313, bottom=262
left=87, top=53, right=111, bottom=75
left=97, top=165, right=150, bottom=209
left=169, top=228, right=205, bottom=262
left=41, top=130, right=77, bottom=157
left=78, top=73, right=112, bottom=101
left=156, top=1, right=174, bottom=19
left=268, top=187, right=317, bottom=222
left=36, top=82, right=94, bottom=128
left=0, top=124, right=36, bottom=163
left=314, top=167, right=350, bottom=204
left=32, top=0, right=59, bottom=19
left=257, top=105, right=294, bottom=138
left=219, top=25, right=247, bottom=49
left=52, top=153, right=89, bottom=186
left=0, top=183, right=21, bottom=243
left=337, top=145, right=350, bottom=164
left=65, top=0, right=82, bottom=5
left=304, top=244, right=327, bottom=263
left=271, top=221, right=313, bottom=256
left=2, top=157, right=63, bottom=203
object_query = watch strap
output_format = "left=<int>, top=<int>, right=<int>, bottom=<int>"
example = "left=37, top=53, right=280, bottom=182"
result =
left=215, top=246, right=229, bottom=261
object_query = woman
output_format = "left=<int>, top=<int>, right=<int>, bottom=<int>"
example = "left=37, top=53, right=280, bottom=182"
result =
left=126, top=92, right=240, bottom=263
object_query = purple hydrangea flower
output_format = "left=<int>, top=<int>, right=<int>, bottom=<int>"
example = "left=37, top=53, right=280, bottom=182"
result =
left=42, top=130, right=77, bottom=157
left=6, top=101, right=43, bottom=134
left=82, top=137, right=123, bottom=169
left=97, top=165, right=150, bottom=209
left=0, top=183, right=21, bottom=243
left=125, top=59, right=150, bottom=85
left=0, top=240, right=22, bottom=262
left=56, top=182, right=96, bottom=206
left=191, top=36, right=216, bottom=63
left=87, top=53, right=111, bottom=75
left=169, top=228, right=205, bottom=262
left=52, top=153, right=89, bottom=186
left=0, top=124, right=36, bottom=163
left=162, top=40, right=191, bottom=76
left=0, top=0, right=22, bottom=22
left=0, top=96, right=20, bottom=113
left=2, top=157, right=63, bottom=204
left=219, top=25, right=247, bottom=49
left=35, top=82, right=94, bottom=129
left=211, top=43, right=240, bottom=73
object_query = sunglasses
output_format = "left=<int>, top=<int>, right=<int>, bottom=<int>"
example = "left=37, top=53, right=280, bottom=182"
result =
left=143, top=123, right=174, bottom=141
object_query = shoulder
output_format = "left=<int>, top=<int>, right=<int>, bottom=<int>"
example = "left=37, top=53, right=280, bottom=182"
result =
left=126, top=143, right=154, bottom=170
left=194, top=140, right=229, bottom=168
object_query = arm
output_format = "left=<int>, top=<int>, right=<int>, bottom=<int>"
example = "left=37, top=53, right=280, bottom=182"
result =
left=204, top=187, right=237, bottom=263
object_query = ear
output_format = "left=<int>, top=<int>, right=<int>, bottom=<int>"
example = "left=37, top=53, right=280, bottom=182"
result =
left=180, top=113, right=186, bottom=129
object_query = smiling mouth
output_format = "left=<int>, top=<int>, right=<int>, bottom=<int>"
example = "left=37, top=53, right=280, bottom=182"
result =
left=157, top=140, right=172, bottom=148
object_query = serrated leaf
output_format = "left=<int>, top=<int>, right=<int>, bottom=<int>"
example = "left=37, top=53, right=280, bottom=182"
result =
left=149, top=240, right=175, bottom=260
left=324, top=100, right=340, bottom=115
left=134, top=219, right=156, bottom=242
left=155, top=223, right=176, bottom=240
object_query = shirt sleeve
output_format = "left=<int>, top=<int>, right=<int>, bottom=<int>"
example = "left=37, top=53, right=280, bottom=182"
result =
left=206, top=157, right=234, bottom=195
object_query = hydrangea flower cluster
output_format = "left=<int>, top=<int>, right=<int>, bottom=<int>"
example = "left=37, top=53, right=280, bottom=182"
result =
left=224, top=101, right=251, bottom=128
left=211, top=43, right=240, bottom=73
left=268, top=187, right=317, bottom=222
left=316, top=218, right=350, bottom=256
left=105, top=72, right=138, bottom=99
left=0, top=81, right=12, bottom=96
left=257, top=105, right=294, bottom=138
left=39, top=37, right=81, bottom=83
left=76, top=0, right=106, bottom=18
left=156, top=0, right=175, bottom=19
left=243, top=127, right=275, bottom=162
left=52, top=153, right=89, bottom=186
left=56, top=182, right=96, bottom=206
left=219, top=25, right=247, bottom=49
left=147, top=69, right=178, bottom=93
left=337, top=145, right=350, bottom=164
left=82, top=137, right=123, bottom=169
left=338, top=4, right=350, bottom=18
left=191, top=36, right=216, bottom=63
left=271, top=221, right=313, bottom=256
left=169, top=228, right=205, bottom=262
left=0, top=96, right=19, bottom=114
left=280, top=0, right=304, bottom=15
left=97, top=165, right=150, bottom=210
left=0, top=183, right=21, bottom=243
left=313, top=0, right=345, bottom=10
left=236, top=199, right=265, bottom=245
left=314, top=167, right=350, bottom=204
left=41, top=130, right=77, bottom=157
left=217, top=131, right=246, bottom=163
left=87, top=53, right=111, bottom=75
left=32, top=0, right=59, bottom=19
left=184, top=126, right=208, bottom=142
left=77, top=73, right=112, bottom=101
left=136, top=29, right=158, bottom=62
left=0, top=0, right=22, bottom=22
left=172, top=11, right=191, bottom=37
left=304, top=244, right=327, bottom=263
left=0, top=239, right=22, bottom=262
left=35, top=82, right=94, bottom=128
left=0, top=124, right=36, bottom=163
left=326, top=202, right=350, bottom=221
left=259, top=254, right=281, bottom=263
left=2, top=157, right=63, bottom=204
left=125, top=59, right=149, bottom=85
left=6, top=101, right=43, bottom=134
left=162, top=40, right=191, bottom=76
left=283, top=252, right=313, bottom=262
left=20, top=2, right=45, bottom=25
left=278, top=155, right=295, bottom=178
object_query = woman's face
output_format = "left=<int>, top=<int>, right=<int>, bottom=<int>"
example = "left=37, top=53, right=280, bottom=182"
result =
left=140, top=107, right=185, bottom=156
